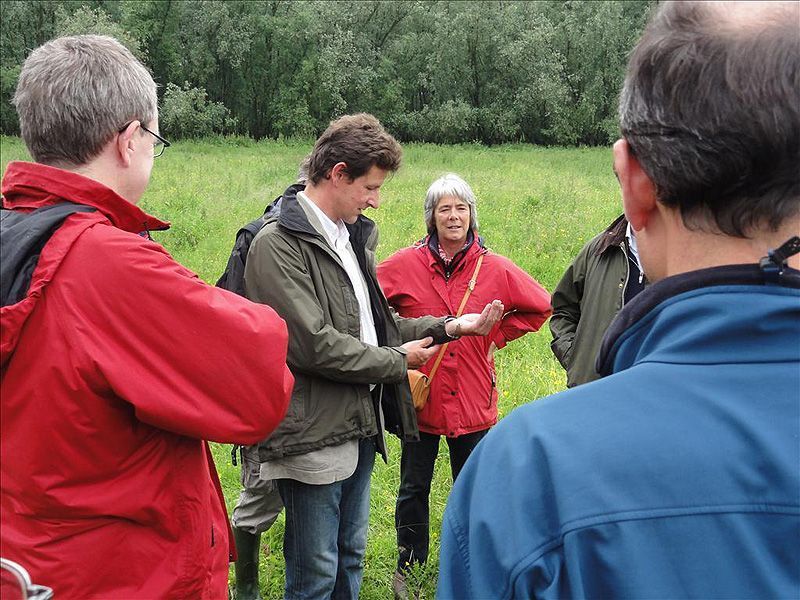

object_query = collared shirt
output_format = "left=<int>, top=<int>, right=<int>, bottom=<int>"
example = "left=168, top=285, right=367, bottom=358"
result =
left=300, top=191, right=378, bottom=348
left=437, top=239, right=472, bottom=266
left=625, top=222, right=644, bottom=276
left=259, top=191, right=377, bottom=485
left=625, top=222, right=646, bottom=304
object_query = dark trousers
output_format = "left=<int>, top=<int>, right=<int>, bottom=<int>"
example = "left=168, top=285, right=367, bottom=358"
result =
left=395, top=429, right=488, bottom=571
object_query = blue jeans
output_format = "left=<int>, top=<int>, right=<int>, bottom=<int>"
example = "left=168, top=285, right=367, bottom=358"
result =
left=277, top=437, right=376, bottom=600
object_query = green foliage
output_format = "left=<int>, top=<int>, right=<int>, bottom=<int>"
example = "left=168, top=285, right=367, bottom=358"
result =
left=0, top=0, right=654, bottom=144
left=1, top=135, right=621, bottom=598
left=160, top=82, right=238, bottom=138
left=54, top=4, right=144, bottom=60
left=0, top=64, right=21, bottom=134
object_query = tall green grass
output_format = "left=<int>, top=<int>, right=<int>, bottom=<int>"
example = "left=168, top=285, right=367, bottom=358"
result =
left=1, top=136, right=621, bottom=599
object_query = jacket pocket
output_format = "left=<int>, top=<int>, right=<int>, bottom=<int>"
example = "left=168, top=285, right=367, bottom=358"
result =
left=284, top=378, right=308, bottom=425
left=239, top=445, right=262, bottom=488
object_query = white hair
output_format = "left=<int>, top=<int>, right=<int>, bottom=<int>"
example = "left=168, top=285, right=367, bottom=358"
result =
left=423, top=173, right=479, bottom=235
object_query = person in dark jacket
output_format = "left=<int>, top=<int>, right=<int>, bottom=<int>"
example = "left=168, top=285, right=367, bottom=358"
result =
left=0, top=35, right=294, bottom=599
left=549, top=214, right=647, bottom=387
left=244, top=114, right=504, bottom=600
left=438, top=2, right=800, bottom=598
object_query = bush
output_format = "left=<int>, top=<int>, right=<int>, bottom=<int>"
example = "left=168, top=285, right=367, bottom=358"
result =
left=160, top=82, right=238, bottom=139
left=389, top=102, right=520, bottom=145
left=0, top=65, right=21, bottom=135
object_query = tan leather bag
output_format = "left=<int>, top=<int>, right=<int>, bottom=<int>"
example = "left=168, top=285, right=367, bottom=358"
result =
left=406, top=255, right=484, bottom=411
left=407, top=368, right=432, bottom=411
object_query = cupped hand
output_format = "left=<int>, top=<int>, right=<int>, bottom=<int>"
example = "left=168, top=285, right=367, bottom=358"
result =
left=453, top=300, right=504, bottom=337
left=401, top=336, right=441, bottom=369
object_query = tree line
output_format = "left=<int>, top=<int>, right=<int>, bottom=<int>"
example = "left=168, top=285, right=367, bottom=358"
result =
left=1, top=0, right=653, bottom=145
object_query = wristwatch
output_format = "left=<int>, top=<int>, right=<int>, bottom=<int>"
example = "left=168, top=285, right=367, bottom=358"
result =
left=444, top=316, right=461, bottom=340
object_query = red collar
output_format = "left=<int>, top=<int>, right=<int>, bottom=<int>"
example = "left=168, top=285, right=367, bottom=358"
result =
left=1, top=161, right=169, bottom=234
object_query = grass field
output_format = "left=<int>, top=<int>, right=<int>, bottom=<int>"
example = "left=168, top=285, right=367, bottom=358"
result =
left=0, top=136, right=622, bottom=598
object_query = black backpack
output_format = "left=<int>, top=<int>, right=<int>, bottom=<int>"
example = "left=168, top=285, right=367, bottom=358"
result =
left=216, top=184, right=302, bottom=467
left=214, top=209, right=275, bottom=297
left=215, top=183, right=305, bottom=297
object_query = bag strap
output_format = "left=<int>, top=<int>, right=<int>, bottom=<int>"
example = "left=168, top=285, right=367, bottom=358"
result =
left=427, top=254, right=485, bottom=381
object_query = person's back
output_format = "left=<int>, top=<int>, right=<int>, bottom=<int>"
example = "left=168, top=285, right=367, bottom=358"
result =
left=439, top=267, right=799, bottom=597
left=437, top=2, right=800, bottom=597
left=0, top=35, right=293, bottom=598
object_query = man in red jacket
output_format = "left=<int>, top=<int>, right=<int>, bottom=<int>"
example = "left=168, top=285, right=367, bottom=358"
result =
left=0, top=35, right=294, bottom=599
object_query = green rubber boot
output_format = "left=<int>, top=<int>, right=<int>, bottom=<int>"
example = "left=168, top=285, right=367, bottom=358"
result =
left=232, top=528, right=262, bottom=600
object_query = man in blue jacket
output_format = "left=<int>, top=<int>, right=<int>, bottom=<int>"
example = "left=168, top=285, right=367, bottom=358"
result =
left=437, top=2, right=800, bottom=598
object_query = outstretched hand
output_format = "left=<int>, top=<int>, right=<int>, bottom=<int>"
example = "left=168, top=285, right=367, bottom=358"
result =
left=448, top=300, right=504, bottom=337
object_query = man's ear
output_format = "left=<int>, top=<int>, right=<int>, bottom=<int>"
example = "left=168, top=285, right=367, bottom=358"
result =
left=329, top=162, right=350, bottom=184
left=613, top=138, right=657, bottom=232
left=116, top=121, right=138, bottom=168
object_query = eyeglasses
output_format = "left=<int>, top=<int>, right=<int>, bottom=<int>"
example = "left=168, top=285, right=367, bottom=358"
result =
left=119, top=121, right=171, bottom=157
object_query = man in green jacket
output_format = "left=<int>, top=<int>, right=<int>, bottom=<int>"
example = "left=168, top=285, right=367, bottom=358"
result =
left=549, top=214, right=647, bottom=387
left=244, top=113, right=502, bottom=600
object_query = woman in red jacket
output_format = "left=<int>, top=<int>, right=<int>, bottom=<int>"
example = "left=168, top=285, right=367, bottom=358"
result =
left=377, top=173, right=552, bottom=597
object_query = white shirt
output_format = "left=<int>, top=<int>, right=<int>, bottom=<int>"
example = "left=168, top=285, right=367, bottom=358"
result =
left=299, top=191, right=378, bottom=348
left=626, top=221, right=645, bottom=278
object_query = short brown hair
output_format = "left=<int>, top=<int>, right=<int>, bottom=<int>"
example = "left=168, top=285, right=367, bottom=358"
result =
left=307, top=113, right=402, bottom=184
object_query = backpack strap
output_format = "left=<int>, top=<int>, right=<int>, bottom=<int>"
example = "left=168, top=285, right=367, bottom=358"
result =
left=1, top=203, right=96, bottom=307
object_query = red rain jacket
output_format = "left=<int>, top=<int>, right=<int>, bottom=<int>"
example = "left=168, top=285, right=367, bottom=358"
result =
left=0, top=162, right=293, bottom=599
left=378, top=239, right=551, bottom=437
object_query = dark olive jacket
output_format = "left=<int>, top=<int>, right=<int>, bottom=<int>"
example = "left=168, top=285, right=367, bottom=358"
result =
left=245, top=187, right=449, bottom=461
left=549, top=215, right=647, bottom=387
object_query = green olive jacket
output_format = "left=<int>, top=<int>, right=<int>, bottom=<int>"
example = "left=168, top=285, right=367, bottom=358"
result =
left=549, top=215, right=647, bottom=387
left=244, top=188, right=449, bottom=462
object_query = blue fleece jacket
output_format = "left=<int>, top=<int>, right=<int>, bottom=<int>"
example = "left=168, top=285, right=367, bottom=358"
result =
left=437, top=265, right=800, bottom=599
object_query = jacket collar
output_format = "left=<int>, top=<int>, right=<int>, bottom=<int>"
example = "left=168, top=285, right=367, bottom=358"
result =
left=424, top=230, right=485, bottom=276
left=277, top=184, right=376, bottom=250
left=596, top=263, right=800, bottom=376
left=594, top=214, right=628, bottom=257
left=1, top=161, right=169, bottom=233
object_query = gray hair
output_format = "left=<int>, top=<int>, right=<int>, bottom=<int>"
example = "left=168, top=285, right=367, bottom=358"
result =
left=619, top=1, right=799, bottom=237
left=423, top=173, right=479, bottom=236
left=13, top=35, right=158, bottom=167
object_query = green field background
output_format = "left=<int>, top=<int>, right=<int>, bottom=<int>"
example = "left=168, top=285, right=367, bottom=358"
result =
left=0, top=136, right=621, bottom=598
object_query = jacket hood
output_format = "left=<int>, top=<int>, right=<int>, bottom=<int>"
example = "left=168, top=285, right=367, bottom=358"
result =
left=1, top=161, right=169, bottom=234
left=597, top=263, right=800, bottom=376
